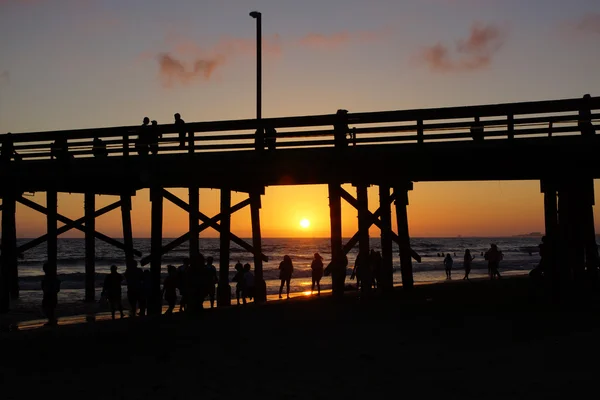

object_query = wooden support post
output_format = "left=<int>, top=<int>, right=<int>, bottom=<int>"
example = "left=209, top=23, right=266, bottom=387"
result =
left=507, top=114, right=514, bottom=140
left=541, top=180, right=558, bottom=282
left=582, top=179, right=598, bottom=285
left=328, top=183, right=344, bottom=297
left=149, top=187, right=163, bottom=315
left=250, top=188, right=266, bottom=303
left=394, top=183, right=414, bottom=290
left=1, top=191, right=17, bottom=310
left=47, top=190, right=58, bottom=277
left=189, top=186, right=199, bottom=261
left=84, top=192, right=95, bottom=303
left=356, top=184, right=371, bottom=296
left=120, top=193, right=135, bottom=268
left=557, top=183, right=573, bottom=286
left=417, top=119, right=424, bottom=144
left=568, top=183, right=586, bottom=286
left=379, top=185, right=393, bottom=293
left=218, top=188, right=231, bottom=307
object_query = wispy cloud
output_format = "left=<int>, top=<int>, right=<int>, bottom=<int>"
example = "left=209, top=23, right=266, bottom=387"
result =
left=419, top=23, right=506, bottom=72
left=157, top=54, right=222, bottom=87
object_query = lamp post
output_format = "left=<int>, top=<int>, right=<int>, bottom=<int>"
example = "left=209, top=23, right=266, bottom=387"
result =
left=250, top=11, right=262, bottom=149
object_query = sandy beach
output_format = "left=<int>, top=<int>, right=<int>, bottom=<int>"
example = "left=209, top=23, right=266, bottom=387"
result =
left=1, top=276, right=599, bottom=399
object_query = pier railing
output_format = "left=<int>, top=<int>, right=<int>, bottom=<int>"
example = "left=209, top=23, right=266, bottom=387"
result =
left=4, top=96, right=600, bottom=161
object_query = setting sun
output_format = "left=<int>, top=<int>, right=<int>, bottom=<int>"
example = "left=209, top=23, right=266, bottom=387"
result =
left=299, top=218, right=310, bottom=229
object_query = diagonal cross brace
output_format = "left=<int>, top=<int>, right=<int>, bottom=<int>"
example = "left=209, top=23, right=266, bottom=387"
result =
left=339, top=187, right=421, bottom=262
left=139, top=197, right=252, bottom=266
left=162, top=189, right=269, bottom=262
left=17, top=196, right=142, bottom=257
left=18, top=200, right=123, bottom=253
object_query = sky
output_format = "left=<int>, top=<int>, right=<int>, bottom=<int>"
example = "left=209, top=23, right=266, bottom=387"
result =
left=1, top=0, right=600, bottom=239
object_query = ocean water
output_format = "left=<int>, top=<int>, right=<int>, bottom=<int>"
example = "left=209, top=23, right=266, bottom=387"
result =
left=12, top=236, right=542, bottom=306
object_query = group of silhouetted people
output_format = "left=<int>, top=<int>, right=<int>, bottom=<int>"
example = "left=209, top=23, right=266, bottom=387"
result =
left=134, top=113, right=189, bottom=155
left=440, top=245, right=502, bottom=281
left=350, top=249, right=385, bottom=293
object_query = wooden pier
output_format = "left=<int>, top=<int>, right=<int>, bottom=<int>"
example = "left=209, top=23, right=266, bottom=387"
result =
left=1, top=95, right=599, bottom=313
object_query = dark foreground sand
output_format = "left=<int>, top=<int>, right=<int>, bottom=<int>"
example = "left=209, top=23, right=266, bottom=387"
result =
left=1, top=277, right=600, bottom=399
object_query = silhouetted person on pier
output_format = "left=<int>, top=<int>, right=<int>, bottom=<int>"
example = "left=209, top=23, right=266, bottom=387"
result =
left=463, top=249, right=474, bottom=280
left=149, top=120, right=162, bottom=155
left=177, top=258, right=190, bottom=312
left=579, top=94, right=596, bottom=137
left=162, top=265, right=178, bottom=315
left=174, top=113, right=188, bottom=148
left=232, top=261, right=244, bottom=305
left=204, top=256, right=218, bottom=308
left=136, top=117, right=150, bottom=156
left=41, top=262, right=60, bottom=326
left=311, top=253, right=324, bottom=296
left=242, top=263, right=255, bottom=305
left=139, top=269, right=151, bottom=316
left=264, top=125, right=277, bottom=150
left=471, top=116, right=484, bottom=141
left=102, top=265, right=124, bottom=320
left=51, top=137, right=71, bottom=161
left=92, top=137, right=108, bottom=157
left=124, top=260, right=143, bottom=317
left=1, top=132, right=18, bottom=162
left=485, top=244, right=503, bottom=280
left=279, top=255, right=294, bottom=299
left=334, top=109, right=350, bottom=149
left=444, top=253, right=453, bottom=280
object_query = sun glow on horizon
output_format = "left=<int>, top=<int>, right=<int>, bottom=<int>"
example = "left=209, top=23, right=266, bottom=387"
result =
left=299, top=218, right=311, bottom=229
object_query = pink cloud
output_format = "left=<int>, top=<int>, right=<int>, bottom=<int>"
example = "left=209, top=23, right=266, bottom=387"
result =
left=157, top=53, right=223, bottom=88
left=574, top=12, right=600, bottom=35
left=419, top=23, right=506, bottom=72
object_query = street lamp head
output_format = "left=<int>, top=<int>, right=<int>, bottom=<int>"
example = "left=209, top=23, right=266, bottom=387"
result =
left=249, top=11, right=261, bottom=18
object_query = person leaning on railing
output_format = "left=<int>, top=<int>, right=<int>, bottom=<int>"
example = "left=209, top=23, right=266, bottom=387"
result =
left=92, top=137, right=108, bottom=158
left=579, top=94, right=596, bottom=137
left=1, top=132, right=20, bottom=162
left=471, top=116, right=484, bottom=141
left=334, top=109, right=350, bottom=148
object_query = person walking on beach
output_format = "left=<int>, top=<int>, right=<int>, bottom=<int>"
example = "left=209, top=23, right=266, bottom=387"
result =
left=174, top=113, right=188, bottom=148
left=232, top=261, right=244, bottom=305
left=41, top=262, right=61, bottom=326
left=310, top=253, right=324, bottom=296
left=162, top=265, right=178, bottom=315
left=204, top=256, right=218, bottom=308
left=351, top=251, right=368, bottom=291
left=124, top=260, right=143, bottom=317
left=186, top=254, right=206, bottom=314
left=444, top=253, right=453, bottom=280
left=369, top=249, right=382, bottom=290
left=139, top=269, right=151, bottom=316
left=102, top=265, right=124, bottom=320
left=177, top=258, right=190, bottom=312
left=485, top=244, right=503, bottom=280
left=279, top=255, right=294, bottom=299
left=242, top=263, right=255, bottom=305
left=463, top=249, right=474, bottom=280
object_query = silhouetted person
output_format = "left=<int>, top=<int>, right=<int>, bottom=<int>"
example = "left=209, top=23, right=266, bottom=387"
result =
left=92, top=137, right=108, bottom=157
left=177, top=258, right=190, bottom=312
left=136, top=117, right=150, bottom=155
left=334, top=109, right=350, bottom=148
left=162, top=265, right=178, bottom=315
left=310, top=253, right=324, bottom=295
left=174, top=113, right=188, bottom=148
left=485, top=244, right=503, bottom=280
left=264, top=125, right=277, bottom=150
left=350, top=127, right=357, bottom=146
left=279, top=255, right=294, bottom=299
left=232, top=261, right=244, bottom=305
left=242, top=263, right=255, bottom=305
left=41, top=262, right=60, bottom=326
left=51, top=137, right=71, bottom=161
left=471, top=116, right=484, bottom=141
left=530, top=236, right=548, bottom=282
left=369, top=249, right=382, bottom=289
left=463, top=249, right=474, bottom=280
left=139, top=269, right=151, bottom=316
left=124, top=260, right=143, bottom=317
left=1, top=132, right=17, bottom=162
left=204, top=256, right=218, bottom=308
left=102, top=265, right=124, bottom=320
left=444, top=253, right=453, bottom=280
left=579, top=94, right=596, bottom=137
left=352, top=251, right=369, bottom=292
left=187, top=253, right=206, bottom=313
left=149, top=120, right=162, bottom=155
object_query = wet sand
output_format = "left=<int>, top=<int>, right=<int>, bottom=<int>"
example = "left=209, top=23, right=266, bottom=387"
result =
left=1, top=276, right=600, bottom=399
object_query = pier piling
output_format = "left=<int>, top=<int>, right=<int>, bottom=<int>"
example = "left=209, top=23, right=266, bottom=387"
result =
left=394, top=183, right=414, bottom=290
left=218, top=188, right=231, bottom=307
left=84, top=192, right=95, bottom=302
